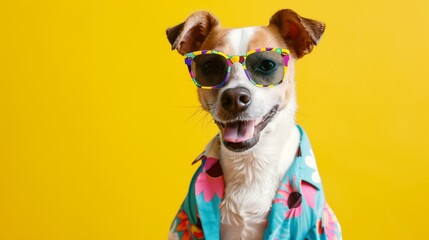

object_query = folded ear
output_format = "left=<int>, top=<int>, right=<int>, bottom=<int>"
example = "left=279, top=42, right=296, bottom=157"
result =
left=269, top=9, right=325, bottom=58
left=166, top=11, right=219, bottom=55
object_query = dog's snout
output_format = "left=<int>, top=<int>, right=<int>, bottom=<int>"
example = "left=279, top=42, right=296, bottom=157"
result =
left=220, top=87, right=252, bottom=113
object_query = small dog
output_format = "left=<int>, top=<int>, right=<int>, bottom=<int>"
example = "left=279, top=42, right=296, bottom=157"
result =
left=167, top=9, right=341, bottom=240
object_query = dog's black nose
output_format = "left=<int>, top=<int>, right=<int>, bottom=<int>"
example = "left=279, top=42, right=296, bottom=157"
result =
left=220, top=87, right=251, bottom=113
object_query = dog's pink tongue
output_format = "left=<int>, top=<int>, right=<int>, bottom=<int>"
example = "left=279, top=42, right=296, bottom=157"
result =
left=223, top=121, right=256, bottom=143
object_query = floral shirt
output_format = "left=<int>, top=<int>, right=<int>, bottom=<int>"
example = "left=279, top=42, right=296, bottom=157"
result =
left=169, top=126, right=342, bottom=240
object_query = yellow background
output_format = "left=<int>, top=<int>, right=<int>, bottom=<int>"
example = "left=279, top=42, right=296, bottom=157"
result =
left=1, top=0, right=428, bottom=239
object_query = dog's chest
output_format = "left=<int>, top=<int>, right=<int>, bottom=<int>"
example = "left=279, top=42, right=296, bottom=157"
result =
left=219, top=153, right=282, bottom=239
left=220, top=187, right=275, bottom=239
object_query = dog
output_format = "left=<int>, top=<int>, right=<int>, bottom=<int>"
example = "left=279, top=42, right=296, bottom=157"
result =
left=167, top=9, right=341, bottom=240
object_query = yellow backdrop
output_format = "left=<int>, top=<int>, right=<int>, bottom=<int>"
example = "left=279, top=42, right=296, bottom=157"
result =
left=1, top=0, right=428, bottom=239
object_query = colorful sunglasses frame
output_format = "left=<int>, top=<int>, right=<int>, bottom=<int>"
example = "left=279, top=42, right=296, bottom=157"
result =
left=184, top=48, right=290, bottom=89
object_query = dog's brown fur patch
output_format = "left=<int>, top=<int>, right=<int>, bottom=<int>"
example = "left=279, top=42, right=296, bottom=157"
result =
left=200, top=28, right=232, bottom=53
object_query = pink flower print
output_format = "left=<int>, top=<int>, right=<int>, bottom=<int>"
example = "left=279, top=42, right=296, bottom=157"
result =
left=319, top=202, right=340, bottom=240
left=301, top=180, right=317, bottom=209
left=274, top=177, right=318, bottom=219
left=274, top=176, right=303, bottom=218
left=195, top=157, right=224, bottom=202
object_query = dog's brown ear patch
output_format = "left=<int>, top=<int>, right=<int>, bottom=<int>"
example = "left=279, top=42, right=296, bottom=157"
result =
left=269, top=9, right=325, bottom=58
left=166, top=11, right=219, bottom=55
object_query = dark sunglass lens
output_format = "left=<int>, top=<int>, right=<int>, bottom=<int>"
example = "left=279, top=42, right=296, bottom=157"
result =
left=245, top=51, right=285, bottom=85
left=191, top=54, right=228, bottom=87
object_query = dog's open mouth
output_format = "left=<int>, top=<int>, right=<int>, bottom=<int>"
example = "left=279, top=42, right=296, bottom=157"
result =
left=215, top=105, right=279, bottom=152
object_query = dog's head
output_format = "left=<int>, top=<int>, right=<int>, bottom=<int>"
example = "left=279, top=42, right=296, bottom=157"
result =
left=167, top=9, right=325, bottom=152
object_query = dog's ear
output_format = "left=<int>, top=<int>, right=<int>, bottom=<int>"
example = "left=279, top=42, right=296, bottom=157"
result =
left=269, top=9, right=325, bottom=58
left=166, top=11, right=219, bottom=55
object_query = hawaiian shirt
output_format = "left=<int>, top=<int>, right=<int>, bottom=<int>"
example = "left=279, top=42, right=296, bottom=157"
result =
left=169, top=126, right=342, bottom=240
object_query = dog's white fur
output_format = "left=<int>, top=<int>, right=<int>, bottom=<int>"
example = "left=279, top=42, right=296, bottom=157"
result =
left=217, top=28, right=300, bottom=240
left=167, top=10, right=325, bottom=239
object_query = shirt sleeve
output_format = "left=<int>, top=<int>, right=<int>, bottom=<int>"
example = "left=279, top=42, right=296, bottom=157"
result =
left=169, top=165, right=205, bottom=240
left=304, top=202, right=342, bottom=240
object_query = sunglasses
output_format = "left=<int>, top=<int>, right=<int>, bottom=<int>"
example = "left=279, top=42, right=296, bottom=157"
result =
left=184, top=48, right=290, bottom=89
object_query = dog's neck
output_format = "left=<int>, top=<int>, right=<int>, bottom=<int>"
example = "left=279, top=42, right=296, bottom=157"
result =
left=218, top=95, right=300, bottom=239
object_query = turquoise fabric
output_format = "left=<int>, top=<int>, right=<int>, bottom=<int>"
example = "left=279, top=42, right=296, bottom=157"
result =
left=169, top=126, right=342, bottom=240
